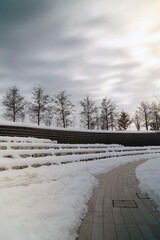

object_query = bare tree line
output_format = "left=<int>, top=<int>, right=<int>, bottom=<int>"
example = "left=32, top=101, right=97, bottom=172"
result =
left=2, top=85, right=160, bottom=131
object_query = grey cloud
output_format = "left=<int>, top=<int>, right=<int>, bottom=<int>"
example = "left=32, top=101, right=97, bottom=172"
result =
left=0, top=0, right=50, bottom=22
left=0, top=0, right=52, bottom=45
left=0, top=0, right=159, bottom=119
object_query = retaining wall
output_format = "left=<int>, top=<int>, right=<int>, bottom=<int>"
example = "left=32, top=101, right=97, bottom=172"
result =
left=0, top=125, right=159, bottom=146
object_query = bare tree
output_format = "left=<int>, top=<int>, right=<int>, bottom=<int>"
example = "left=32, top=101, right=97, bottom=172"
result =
left=117, top=111, right=132, bottom=130
left=110, top=102, right=118, bottom=130
left=43, top=106, right=54, bottom=127
left=138, top=101, right=151, bottom=130
left=89, top=107, right=100, bottom=130
left=53, top=90, right=75, bottom=128
left=29, top=86, right=50, bottom=125
left=2, top=85, right=26, bottom=122
left=100, top=98, right=111, bottom=130
left=133, top=110, right=141, bottom=131
left=79, top=95, right=97, bottom=129
left=150, top=102, right=160, bottom=130
left=94, top=107, right=101, bottom=130
left=100, top=97, right=118, bottom=130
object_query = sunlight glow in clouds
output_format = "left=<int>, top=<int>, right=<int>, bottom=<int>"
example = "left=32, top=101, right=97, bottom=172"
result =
left=0, top=0, right=160, bottom=115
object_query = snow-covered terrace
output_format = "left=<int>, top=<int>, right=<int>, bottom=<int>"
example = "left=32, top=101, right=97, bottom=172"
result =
left=0, top=136, right=160, bottom=240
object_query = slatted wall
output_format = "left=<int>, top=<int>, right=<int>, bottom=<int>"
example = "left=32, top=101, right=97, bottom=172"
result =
left=0, top=125, right=159, bottom=146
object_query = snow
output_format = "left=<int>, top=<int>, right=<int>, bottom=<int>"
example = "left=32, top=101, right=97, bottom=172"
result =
left=136, top=158, right=160, bottom=211
left=0, top=157, right=160, bottom=240
left=0, top=136, right=160, bottom=240
left=0, top=136, right=49, bottom=142
left=0, top=136, right=160, bottom=171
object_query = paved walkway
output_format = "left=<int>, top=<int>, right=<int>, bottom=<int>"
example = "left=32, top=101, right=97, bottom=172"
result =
left=77, top=160, right=160, bottom=240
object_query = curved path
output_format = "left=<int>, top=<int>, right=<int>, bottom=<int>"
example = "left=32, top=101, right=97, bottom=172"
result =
left=77, top=160, right=160, bottom=240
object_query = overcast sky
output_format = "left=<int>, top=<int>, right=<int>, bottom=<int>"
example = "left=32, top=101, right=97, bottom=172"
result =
left=0, top=0, right=160, bottom=116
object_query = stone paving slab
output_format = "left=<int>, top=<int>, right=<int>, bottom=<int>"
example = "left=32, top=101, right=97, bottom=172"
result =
left=77, top=160, right=160, bottom=240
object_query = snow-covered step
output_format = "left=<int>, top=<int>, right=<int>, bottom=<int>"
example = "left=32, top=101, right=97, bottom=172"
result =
left=54, top=149, right=106, bottom=156
left=0, top=142, right=121, bottom=151
left=1, top=145, right=160, bottom=160
left=20, top=153, right=53, bottom=158
left=0, top=149, right=111, bottom=159
left=1, top=136, right=160, bottom=172
left=1, top=148, right=160, bottom=172
left=10, top=143, right=120, bottom=150
left=108, top=147, right=160, bottom=152
left=1, top=144, right=159, bottom=152
left=11, top=146, right=56, bottom=150
left=0, top=136, right=57, bottom=144
left=0, top=146, right=7, bottom=150
left=0, top=143, right=60, bottom=150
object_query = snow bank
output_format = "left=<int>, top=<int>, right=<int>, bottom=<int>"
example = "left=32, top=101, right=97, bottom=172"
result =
left=0, top=153, right=160, bottom=240
left=136, top=158, right=160, bottom=211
